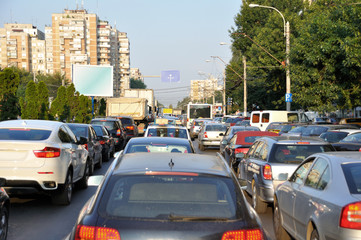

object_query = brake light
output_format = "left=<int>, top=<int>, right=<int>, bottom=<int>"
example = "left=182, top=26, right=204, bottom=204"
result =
left=75, top=225, right=121, bottom=240
left=33, top=147, right=60, bottom=158
left=204, top=132, right=208, bottom=138
left=263, top=164, right=272, bottom=180
left=359, top=148, right=361, bottom=152
left=126, top=126, right=134, bottom=130
left=146, top=171, right=199, bottom=176
left=116, top=129, right=121, bottom=136
left=222, top=229, right=264, bottom=240
left=296, top=142, right=310, bottom=144
left=340, top=202, right=361, bottom=229
left=99, top=140, right=105, bottom=145
left=83, top=144, right=88, bottom=150
left=235, top=148, right=249, bottom=154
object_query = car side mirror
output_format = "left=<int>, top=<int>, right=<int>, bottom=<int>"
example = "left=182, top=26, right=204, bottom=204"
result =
left=236, top=152, right=245, bottom=159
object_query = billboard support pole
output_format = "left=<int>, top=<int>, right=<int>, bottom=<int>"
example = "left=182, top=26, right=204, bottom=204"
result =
left=91, top=96, right=95, bottom=118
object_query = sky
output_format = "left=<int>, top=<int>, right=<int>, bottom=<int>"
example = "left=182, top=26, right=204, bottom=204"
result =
left=0, top=0, right=243, bottom=106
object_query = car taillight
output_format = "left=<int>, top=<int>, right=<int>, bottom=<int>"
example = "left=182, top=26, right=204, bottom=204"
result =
left=263, top=164, right=272, bottom=180
left=99, top=140, right=105, bottom=145
left=75, top=225, right=121, bottom=240
left=235, top=148, right=249, bottom=154
left=359, top=148, right=361, bottom=152
left=340, top=202, right=361, bottom=229
left=116, top=129, right=121, bottom=136
left=204, top=132, right=208, bottom=138
left=222, top=229, right=264, bottom=240
left=33, top=147, right=61, bottom=158
left=83, top=144, right=88, bottom=150
left=126, top=126, right=134, bottom=130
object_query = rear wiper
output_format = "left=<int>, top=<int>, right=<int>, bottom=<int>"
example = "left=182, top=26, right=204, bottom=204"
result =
left=157, top=213, right=229, bottom=222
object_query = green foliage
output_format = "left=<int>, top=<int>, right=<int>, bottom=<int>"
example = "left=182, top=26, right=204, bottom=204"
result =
left=65, top=84, right=79, bottom=122
left=35, top=72, right=64, bottom=99
left=50, top=86, right=67, bottom=121
left=74, top=95, right=92, bottom=123
left=0, top=93, right=19, bottom=120
left=0, top=68, right=20, bottom=120
left=21, top=81, right=39, bottom=119
left=37, top=81, right=50, bottom=120
left=130, top=78, right=147, bottom=89
left=99, top=98, right=106, bottom=116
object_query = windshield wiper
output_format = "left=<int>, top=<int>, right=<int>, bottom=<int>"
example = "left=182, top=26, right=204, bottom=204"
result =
left=157, top=213, right=229, bottom=222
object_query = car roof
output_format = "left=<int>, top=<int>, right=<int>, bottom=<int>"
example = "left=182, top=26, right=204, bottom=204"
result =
left=260, top=136, right=329, bottom=144
left=91, top=118, right=119, bottom=122
left=127, top=136, right=191, bottom=144
left=311, top=151, right=361, bottom=163
left=147, top=125, right=187, bottom=129
left=0, top=119, right=63, bottom=130
left=113, top=153, right=230, bottom=177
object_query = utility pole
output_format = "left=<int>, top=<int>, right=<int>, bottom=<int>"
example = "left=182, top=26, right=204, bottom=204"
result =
left=223, top=69, right=226, bottom=115
left=286, top=21, right=291, bottom=111
left=243, top=56, right=247, bottom=116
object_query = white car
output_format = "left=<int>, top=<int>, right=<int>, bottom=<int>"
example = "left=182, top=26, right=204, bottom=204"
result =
left=144, top=124, right=191, bottom=141
left=0, top=120, right=89, bottom=205
left=198, top=122, right=227, bottom=151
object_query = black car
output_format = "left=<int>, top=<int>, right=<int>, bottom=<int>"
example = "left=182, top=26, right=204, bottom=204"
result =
left=91, top=124, right=115, bottom=161
left=111, top=116, right=138, bottom=141
left=90, top=118, right=126, bottom=152
left=67, top=123, right=103, bottom=174
left=239, top=136, right=335, bottom=213
left=0, top=178, right=9, bottom=240
left=66, top=153, right=269, bottom=240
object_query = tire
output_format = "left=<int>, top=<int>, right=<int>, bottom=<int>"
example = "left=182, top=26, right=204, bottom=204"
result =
left=273, top=200, right=291, bottom=240
left=88, top=157, right=94, bottom=176
left=52, top=171, right=73, bottom=205
left=310, top=228, right=319, bottom=240
left=252, top=181, right=268, bottom=214
left=76, top=160, right=89, bottom=189
left=0, top=206, right=8, bottom=240
left=96, top=154, right=102, bottom=169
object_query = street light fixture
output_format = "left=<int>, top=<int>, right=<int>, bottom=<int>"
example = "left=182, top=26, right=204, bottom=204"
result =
left=249, top=3, right=291, bottom=111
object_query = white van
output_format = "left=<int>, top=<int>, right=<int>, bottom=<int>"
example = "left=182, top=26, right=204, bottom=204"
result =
left=250, top=110, right=310, bottom=131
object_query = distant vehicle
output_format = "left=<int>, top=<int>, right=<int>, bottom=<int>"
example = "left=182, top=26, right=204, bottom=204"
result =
left=331, top=132, right=361, bottom=151
left=0, top=178, right=9, bottom=240
left=0, top=120, right=89, bottom=205
left=198, top=122, right=227, bottom=151
left=189, top=118, right=212, bottom=139
left=66, top=153, right=268, bottom=240
left=250, top=110, right=310, bottom=131
left=67, top=123, right=103, bottom=173
left=110, top=115, right=139, bottom=141
left=186, top=103, right=212, bottom=129
left=274, top=152, right=361, bottom=240
left=235, top=119, right=251, bottom=127
left=92, top=124, right=115, bottom=161
left=239, top=136, right=335, bottom=213
left=90, top=118, right=126, bottom=151
left=144, top=124, right=191, bottom=141
left=220, top=126, right=260, bottom=156
left=283, top=124, right=360, bottom=137
left=123, top=137, right=195, bottom=154
left=339, top=117, right=361, bottom=127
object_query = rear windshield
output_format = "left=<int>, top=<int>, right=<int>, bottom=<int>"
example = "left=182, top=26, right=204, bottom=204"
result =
left=205, top=125, right=227, bottom=132
left=98, top=175, right=243, bottom=220
left=0, top=128, right=51, bottom=140
left=342, top=163, right=361, bottom=194
left=119, top=118, right=132, bottom=125
left=68, top=125, right=88, bottom=138
left=271, top=144, right=334, bottom=163
left=147, top=128, right=188, bottom=139
left=126, top=143, right=192, bottom=153
left=92, top=126, right=105, bottom=136
left=91, top=120, right=117, bottom=130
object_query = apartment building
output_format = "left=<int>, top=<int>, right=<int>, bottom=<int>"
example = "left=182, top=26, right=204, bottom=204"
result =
left=190, top=78, right=220, bottom=102
left=0, top=23, right=45, bottom=73
left=130, top=68, right=144, bottom=82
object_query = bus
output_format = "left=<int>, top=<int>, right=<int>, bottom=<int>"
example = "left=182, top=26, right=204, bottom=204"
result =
left=186, top=103, right=213, bottom=129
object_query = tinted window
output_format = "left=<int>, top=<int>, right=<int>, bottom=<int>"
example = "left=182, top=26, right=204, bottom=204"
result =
left=93, top=126, right=104, bottom=136
left=91, top=120, right=117, bottom=130
left=341, top=133, right=361, bottom=143
left=261, top=113, right=269, bottom=123
left=271, top=144, right=334, bottom=163
left=58, top=127, right=72, bottom=143
left=119, top=118, right=132, bottom=125
left=126, top=143, right=192, bottom=153
left=189, top=105, right=211, bottom=119
left=148, top=128, right=188, bottom=139
left=319, top=132, right=348, bottom=143
left=99, top=175, right=243, bottom=219
left=68, top=125, right=88, bottom=138
left=303, top=126, right=328, bottom=136
left=0, top=128, right=51, bottom=140
left=342, top=162, right=361, bottom=194
left=252, top=114, right=260, bottom=123
left=205, top=125, right=227, bottom=132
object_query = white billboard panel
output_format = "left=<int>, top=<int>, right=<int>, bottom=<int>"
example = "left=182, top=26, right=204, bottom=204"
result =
left=72, top=64, right=113, bottom=97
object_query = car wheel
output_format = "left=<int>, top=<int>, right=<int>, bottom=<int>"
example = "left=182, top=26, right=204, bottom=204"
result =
left=252, top=181, right=268, bottom=213
left=88, top=157, right=94, bottom=175
left=76, top=159, right=89, bottom=189
left=0, top=206, right=9, bottom=240
left=52, top=171, right=73, bottom=205
left=96, top=154, right=102, bottom=169
left=273, top=200, right=291, bottom=240
left=310, top=228, right=319, bottom=240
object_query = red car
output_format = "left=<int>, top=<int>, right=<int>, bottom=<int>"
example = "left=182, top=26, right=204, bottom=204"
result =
left=224, top=131, right=278, bottom=172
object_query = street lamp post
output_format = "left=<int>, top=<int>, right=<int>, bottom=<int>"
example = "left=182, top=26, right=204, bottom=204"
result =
left=249, top=3, right=291, bottom=111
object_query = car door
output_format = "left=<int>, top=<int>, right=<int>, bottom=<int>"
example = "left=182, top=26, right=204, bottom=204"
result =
left=293, top=157, right=330, bottom=240
left=245, top=141, right=263, bottom=192
left=89, top=126, right=102, bottom=163
left=225, top=134, right=237, bottom=166
left=277, top=158, right=315, bottom=237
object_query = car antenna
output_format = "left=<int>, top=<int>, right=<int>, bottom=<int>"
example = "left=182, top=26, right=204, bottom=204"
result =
left=168, top=159, right=174, bottom=169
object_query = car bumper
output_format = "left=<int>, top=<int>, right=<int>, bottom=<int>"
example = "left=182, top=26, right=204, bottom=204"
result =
left=200, top=140, right=221, bottom=146
left=259, top=184, right=274, bottom=203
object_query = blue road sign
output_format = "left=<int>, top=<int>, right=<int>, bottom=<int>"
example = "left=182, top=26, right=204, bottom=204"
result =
left=161, top=70, right=180, bottom=83
left=218, top=106, right=222, bottom=111
left=285, top=93, right=292, bottom=102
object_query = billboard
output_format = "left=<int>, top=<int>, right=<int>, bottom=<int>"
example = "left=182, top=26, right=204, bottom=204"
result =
left=72, top=64, right=113, bottom=97
left=161, top=70, right=180, bottom=83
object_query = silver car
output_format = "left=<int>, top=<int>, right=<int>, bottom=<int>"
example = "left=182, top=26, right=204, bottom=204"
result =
left=274, top=152, right=361, bottom=240
left=0, top=120, right=89, bottom=205
left=198, top=123, right=227, bottom=151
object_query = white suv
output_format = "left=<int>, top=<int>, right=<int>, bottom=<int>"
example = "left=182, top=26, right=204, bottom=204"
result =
left=0, top=120, right=89, bottom=205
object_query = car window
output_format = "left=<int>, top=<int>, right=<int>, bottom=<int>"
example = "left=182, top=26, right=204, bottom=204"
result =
left=229, top=135, right=237, bottom=147
left=259, top=143, right=268, bottom=161
left=205, top=125, right=227, bottom=132
left=127, top=143, right=191, bottom=153
left=247, top=141, right=259, bottom=157
left=0, top=128, right=51, bottom=140
left=99, top=175, right=242, bottom=219
left=148, top=128, right=188, bottom=139
left=290, top=159, right=315, bottom=184
left=91, top=120, right=117, bottom=130
left=341, top=162, right=361, bottom=194
left=119, top=118, right=132, bottom=125
left=305, top=158, right=330, bottom=190
left=58, top=126, right=72, bottom=143
left=341, top=133, right=361, bottom=143
left=253, top=141, right=265, bottom=159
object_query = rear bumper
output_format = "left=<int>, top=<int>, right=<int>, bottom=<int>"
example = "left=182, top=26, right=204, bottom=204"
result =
left=200, top=140, right=221, bottom=146
left=259, top=184, right=274, bottom=203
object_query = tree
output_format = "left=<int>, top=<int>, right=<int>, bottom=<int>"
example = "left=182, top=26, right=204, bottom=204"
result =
left=37, top=81, right=50, bottom=120
left=74, top=95, right=92, bottom=123
left=0, top=93, right=19, bottom=120
left=50, top=86, right=68, bottom=121
left=21, top=81, right=38, bottom=119
left=0, top=68, right=20, bottom=120
left=65, top=84, right=79, bottom=122
left=99, top=98, right=106, bottom=116
left=130, top=78, right=147, bottom=89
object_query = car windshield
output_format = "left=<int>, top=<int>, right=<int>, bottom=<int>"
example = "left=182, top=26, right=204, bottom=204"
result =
left=271, top=144, right=335, bottom=163
left=205, top=125, right=227, bottom=132
left=126, top=143, right=191, bottom=153
left=91, top=120, right=117, bottom=130
left=0, top=128, right=51, bottom=140
left=148, top=128, right=188, bottom=139
left=99, top=174, right=242, bottom=220
left=119, top=118, right=132, bottom=125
